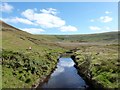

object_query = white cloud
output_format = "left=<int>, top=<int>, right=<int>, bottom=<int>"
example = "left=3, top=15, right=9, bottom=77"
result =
left=40, top=8, right=58, bottom=15
left=0, top=3, right=14, bottom=13
left=35, top=13, right=65, bottom=28
left=3, top=8, right=77, bottom=33
left=60, top=25, right=78, bottom=32
left=21, top=8, right=66, bottom=28
left=3, top=17, right=35, bottom=25
left=89, top=26, right=118, bottom=33
left=99, top=16, right=113, bottom=23
left=20, top=28, right=45, bottom=34
left=89, top=26, right=101, bottom=31
left=105, top=11, right=112, bottom=14
left=90, top=15, right=113, bottom=23
left=21, top=9, right=35, bottom=20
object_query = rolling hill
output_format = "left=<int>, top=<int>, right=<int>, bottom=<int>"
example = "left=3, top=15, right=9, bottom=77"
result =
left=1, top=20, right=119, bottom=50
left=55, top=31, right=119, bottom=43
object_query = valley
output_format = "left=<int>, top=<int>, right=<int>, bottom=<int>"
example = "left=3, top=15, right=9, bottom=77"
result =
left=0, top=21, right=119, bottom=89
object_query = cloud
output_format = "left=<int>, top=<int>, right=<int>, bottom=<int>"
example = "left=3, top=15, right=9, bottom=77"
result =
left=3, top=8, right=77, bottom=33
left=20, top=28, right=45, bottom=34
left=0, top=3, right=14, bottom=13
left=89, top=26, right=118, bottom=33
left=40, top=8, right=58, bottom=15
left=90, top=15, right=113, bottom=23
left=99, top=16, right=113, bottom=23
left=60, top=25, right=78, bottom=32
left=105, top=11, right=112, bottom=14
left=21, top=9, right=35, bottom=20
left=52, top=67, right=64, bottom=76
left=60, top=60, right=74, bottom=67
left=21, top=8, right=66, bottom=28
left=89, top=26, right=101, bottom=31
left=3, top=17, right=35, bottom=25
left=35, top=13, right=65, bottom=28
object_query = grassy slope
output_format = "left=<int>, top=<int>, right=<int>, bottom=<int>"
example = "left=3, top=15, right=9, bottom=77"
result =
left=1, top=21, right=65, bottom=88
left=1, top=20, right=118, bottom=46
left=54, top=32, right=119, bottom=44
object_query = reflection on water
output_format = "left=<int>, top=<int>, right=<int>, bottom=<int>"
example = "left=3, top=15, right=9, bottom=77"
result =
left=58, top=59, right=75, bottom=67
left=52, top=58, right=74, bottom=77
left=42, top=57, right=88, bottom=88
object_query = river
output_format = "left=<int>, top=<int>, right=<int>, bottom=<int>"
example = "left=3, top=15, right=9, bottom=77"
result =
left=39, top=57, right=89, bottom=89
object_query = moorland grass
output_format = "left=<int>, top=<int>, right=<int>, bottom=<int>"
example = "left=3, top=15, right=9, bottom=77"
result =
left=73, top=44, right=119, bottom=88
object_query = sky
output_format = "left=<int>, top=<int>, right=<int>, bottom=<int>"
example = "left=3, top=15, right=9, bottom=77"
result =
left=0, top=2, right=118, bottom=35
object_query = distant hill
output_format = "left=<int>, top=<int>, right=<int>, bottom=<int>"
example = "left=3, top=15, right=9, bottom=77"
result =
left=1, top=20, right=119, bottom=50
left=55, top=31, right=119, bottom=43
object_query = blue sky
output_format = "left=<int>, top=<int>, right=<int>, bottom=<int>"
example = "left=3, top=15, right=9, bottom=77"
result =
left=0, top=2, right=118, bottom=35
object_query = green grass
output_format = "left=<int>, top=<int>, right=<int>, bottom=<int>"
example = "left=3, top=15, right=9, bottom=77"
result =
left=1, top=20, right=119, bottom=48
left=1, top=21, right=119, bottom=88
left=1, top=21, right=66, bottom=88
left=73, top=44, right=119, bottom=88
left=2, top=49, right=64, bottom=88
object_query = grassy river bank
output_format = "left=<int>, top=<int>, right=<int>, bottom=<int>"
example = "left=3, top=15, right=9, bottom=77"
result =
left=71, top=44, right=119, bottom=89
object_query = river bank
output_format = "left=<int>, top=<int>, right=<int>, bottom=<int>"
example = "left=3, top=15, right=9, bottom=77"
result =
left=2, top=49, right=64, bottom=88
left=2, top=46, right=119, bottom=89
left=34, top=58, right=59, bottom=88
left=71, top=44, right=119, bottom=89
left=71, top=55, right=103, bottom=89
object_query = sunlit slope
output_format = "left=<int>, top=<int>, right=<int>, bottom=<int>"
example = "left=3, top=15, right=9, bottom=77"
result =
left=1, top=21, right=65, bottom=88
left=1, top=21, right=59, bottom=51
left=1, top=20, right=119, bottom=49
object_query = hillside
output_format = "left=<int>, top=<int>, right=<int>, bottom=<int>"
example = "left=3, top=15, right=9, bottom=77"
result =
left=1, top=21, right=59, bottom=51
left=1, top=21, right=119, bottom=50
left=1, top=21, right=119, bottom=89
left=54, top=31, right=119, bottom=43
left=1, top=21, right=65, bottom=88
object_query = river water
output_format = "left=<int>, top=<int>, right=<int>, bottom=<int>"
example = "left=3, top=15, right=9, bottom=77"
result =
left=41, top=57, right=89, bottom=89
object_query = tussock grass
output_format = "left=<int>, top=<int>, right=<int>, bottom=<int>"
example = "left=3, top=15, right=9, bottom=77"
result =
left=73, top=45, right=119, bottom=88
